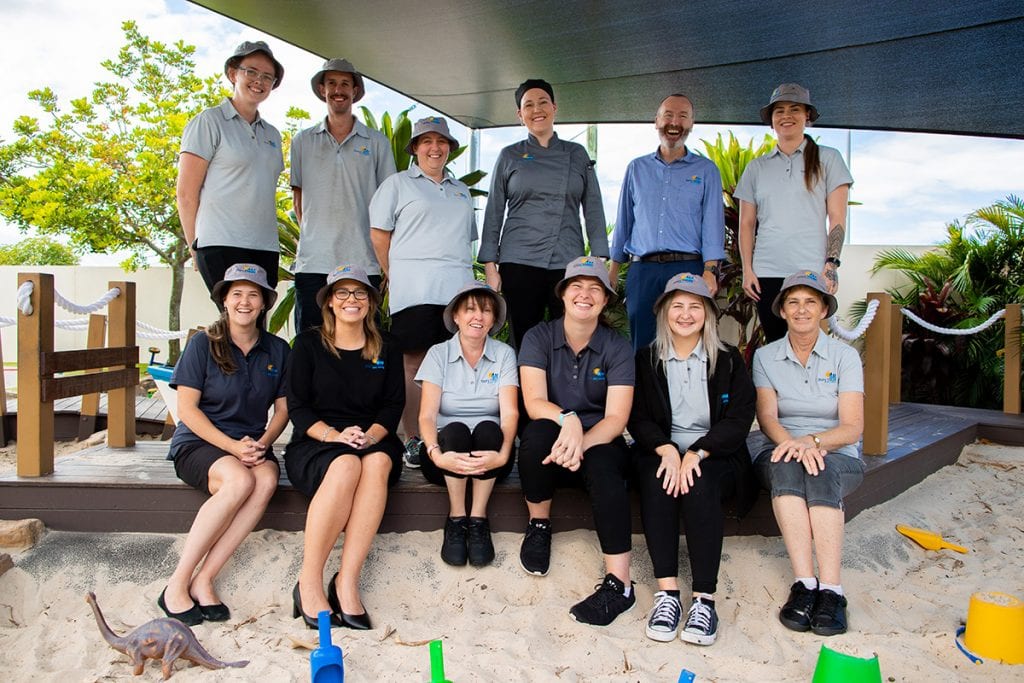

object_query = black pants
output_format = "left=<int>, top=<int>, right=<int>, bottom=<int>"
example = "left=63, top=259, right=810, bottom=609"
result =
left=420, top=420, right=513, bottom=485
left=517, top=419, right=632, bottom=555
left=635, top=450, right=739, bottom=594
left=499, top=263, right=565, bottom=350
left=755, top=276, right=787, bottom=344
left=293, top=272, right=383, bottom=333
left=195, top=245, right=279, bottom=296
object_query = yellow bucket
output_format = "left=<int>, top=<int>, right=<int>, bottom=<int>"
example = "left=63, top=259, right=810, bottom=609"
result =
left=963, top=592, right=1024, bottom=665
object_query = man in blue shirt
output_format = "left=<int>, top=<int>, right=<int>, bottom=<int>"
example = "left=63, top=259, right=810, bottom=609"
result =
left=609, top=94, right=726, bottom=350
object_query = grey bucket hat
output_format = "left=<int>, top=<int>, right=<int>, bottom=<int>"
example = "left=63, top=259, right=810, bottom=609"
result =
left=770, top=270, right=838, bottom=319
left=653, top=271, right=719, bottom=315
left=554, top=257, right=617, bottom=301
left=310, top=58, right=365, bottom=103
left=315, top=264, right=379, bottom=308
left=442, top=281, right=507, bottom=336
left=211, top=263, right=278, bottom=309
left=224, top=41, right=284, bottom=89
left=760, top=83, right=819, bottom=124
left=404, top=116, right=460, bottom=155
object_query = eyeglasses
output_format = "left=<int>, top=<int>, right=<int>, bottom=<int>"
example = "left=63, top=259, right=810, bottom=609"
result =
left=235, top=65, right=278, bottom=86
left=333, top=288, right=369, bottom=301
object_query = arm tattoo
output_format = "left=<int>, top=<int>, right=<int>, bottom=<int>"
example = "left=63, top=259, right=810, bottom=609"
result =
left=826, top=224, right=845, bottom=260
left=824, top=265, right=838, bottom=288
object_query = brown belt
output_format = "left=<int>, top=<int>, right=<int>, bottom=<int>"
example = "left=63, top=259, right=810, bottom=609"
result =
left=631, top=252, right=701, bottom=263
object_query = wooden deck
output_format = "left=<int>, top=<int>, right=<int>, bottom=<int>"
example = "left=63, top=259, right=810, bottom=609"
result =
left=3, top=395, right=171, bottom=441
left=1, top=403, right=1022, bottom=535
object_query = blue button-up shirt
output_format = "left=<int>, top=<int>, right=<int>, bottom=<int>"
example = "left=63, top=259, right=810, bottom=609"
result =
left=611, top=148, right=726, bottom=263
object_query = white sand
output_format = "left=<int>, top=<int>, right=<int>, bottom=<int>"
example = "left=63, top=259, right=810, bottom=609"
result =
left=1, top=442, right=1022, bottom=681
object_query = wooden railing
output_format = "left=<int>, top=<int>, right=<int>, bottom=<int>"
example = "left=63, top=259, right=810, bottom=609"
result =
left=17, top=273, right=137, bottom=476
left=862, top=293, right=1021, bottom=455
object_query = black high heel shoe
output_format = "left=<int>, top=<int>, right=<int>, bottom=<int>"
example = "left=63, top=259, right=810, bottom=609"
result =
left=292, top=583, right=344, bottom=629
left=327, top=572, right=372, bottom=630
left=158, top=587, right=204, bottom=626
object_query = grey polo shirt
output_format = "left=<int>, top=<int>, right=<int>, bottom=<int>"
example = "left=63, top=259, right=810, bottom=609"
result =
left=734, top=141, right=852, bottom=277
left=518, top=320, right=634, bottom=430
left=664, top=340, right=711, bottom=449
left=290, top=118, right=396, bottom=275
left=749, top=330, right=863, bottom=460
left=369, top=165, right=477, bottom=314
left=479, top=133, right=608, bottom=268
left=415, top=334, right=519, bottom=429
left=180, top=99, right=284, bottom=252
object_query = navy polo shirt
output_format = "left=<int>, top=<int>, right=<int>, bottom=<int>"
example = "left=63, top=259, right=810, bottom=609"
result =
left=518, top=319, right=634, bottom=429
left=168, top=330, right=290, bottom=459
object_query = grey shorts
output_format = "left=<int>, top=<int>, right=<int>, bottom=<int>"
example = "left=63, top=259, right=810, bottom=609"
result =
left=753, top=449, right=865, bottom=510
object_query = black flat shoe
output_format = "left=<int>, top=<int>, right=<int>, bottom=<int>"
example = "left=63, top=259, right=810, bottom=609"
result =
left=779, top=581, right=817, bottom=632
left=196, top=602, right=230, bottom=622
left=292, top=582, right=342, bottom=630
left=158, top=587, right=204, bottom=627
left=327, top=572, right=372, bottom=630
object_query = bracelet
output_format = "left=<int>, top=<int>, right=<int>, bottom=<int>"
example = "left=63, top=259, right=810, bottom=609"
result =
left=558, top=410, right=576, bottom=426
left=321, top=426, right=334, bottom=443
left=365, top=433, right=378, bottom=445
left=427, top=444, right=440, bottom=455
left=825, top=256, right=841, bottom=267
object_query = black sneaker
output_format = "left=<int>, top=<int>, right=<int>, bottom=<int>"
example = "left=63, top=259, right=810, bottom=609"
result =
left=779, top=581, right=818, bottom=632
left=569, top=573, right=636, bottom=627
left=519, top=518, right=552, bottom=576
left=810, top=589, right=848, bottom=636
left=645, top=591, right=682, bottom=642
left=679, top=597, right=718, bottom=645
left=467, top=517, right=495, bottom=567
left=440, top=517, right=468, bottom=566
left=403, top=437, right=423, bottom=468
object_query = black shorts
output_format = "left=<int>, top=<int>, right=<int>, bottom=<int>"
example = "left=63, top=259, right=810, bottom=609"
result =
left=172, top=441, right=279, bottom=494
left=389, top=304, right=450, bottom=353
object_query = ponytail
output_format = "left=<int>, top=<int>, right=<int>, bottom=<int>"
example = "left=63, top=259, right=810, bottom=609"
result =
left=803, top=134, right=822, bottom=192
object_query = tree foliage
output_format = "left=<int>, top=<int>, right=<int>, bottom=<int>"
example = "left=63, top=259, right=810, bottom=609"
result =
left=0, top=237, right=79, bottom=266
left=0, top=21, right=226, bottom=360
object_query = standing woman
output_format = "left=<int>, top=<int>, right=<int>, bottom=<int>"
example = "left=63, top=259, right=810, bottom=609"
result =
left=479, top=79, right=608, bottom=349
left=285, top=265, right=405, bottom=630
left=161, top=264, right=289, bottom=625
left=629, top=273, right=756, bottom=645
left=735, top=83, right=853, bottom=342
left=416, top=282, right=519, bottom=567
left=517, top=258, right=635, bottom=627
left=177, top=41, right=285, bottom=296
left=370, top=117, right=476, bottom=467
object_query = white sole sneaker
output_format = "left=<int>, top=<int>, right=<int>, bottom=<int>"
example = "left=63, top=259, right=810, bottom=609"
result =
left=679, top=627, right=718, bottom=645
left=645, top=624, right=678, bottom=642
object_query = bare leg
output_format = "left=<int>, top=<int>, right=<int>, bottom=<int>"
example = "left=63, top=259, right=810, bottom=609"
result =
left=656, top=577, right=680, bottom=591
left=526, top=499, right=552, bottom=520
left=190, top=459, right=279, bottom=604
left=334, top=451, right=391, bottom=615
left=772, top=494, right=816, bottom=579
left=165, top=457, right=255, bottom=612
left=298, top=456, right=360, bottom=616
left=604, top=551, right=631, bottom=586
left=809, top=506, right=845, bottom=585
left=401, top=351, right=427, bottom=440
left=445, top=475, right=468, bottom=517
left=469, top=477, right=496, bottom=518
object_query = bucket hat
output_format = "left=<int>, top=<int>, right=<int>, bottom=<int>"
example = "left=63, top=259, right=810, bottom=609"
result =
left=555, top=257, right=616, bottom=301
left=315, top=264, right=379, bottom=308
left=442, top=281, right=507, bottom=336
left=211, top=263, right=278, bottom=309
left=654, top=271, right=719, bottom=315
left=224, top=41, right=284, bottom=89
left=404, top=116, right=460, bottom=155
left=310, top=58, right=365, bottom=102
left=770, top=270, right=838, bottom=319
left=760, top=83, right=819, bottom=124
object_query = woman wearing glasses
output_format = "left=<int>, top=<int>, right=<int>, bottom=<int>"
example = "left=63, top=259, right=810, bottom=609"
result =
left=284, top=265, right=405, bottom=630
left=177, top=41, right=286, bottom=297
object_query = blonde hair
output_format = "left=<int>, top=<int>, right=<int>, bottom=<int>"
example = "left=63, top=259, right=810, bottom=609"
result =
left=318, top=284, right=382, bottom=362
left=652, top=292, right=724, bottom=375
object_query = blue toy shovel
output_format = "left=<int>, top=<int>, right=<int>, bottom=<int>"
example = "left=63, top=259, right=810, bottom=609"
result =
left=428, top=639, right=453, bottom=683
left=311, top=610, right=344, bottom=683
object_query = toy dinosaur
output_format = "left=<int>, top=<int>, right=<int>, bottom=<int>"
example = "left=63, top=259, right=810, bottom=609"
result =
left=86, top=592, right=249, bottom=679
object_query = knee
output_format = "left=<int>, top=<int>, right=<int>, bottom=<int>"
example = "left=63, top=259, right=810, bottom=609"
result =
left=251, top=464, right=279, bottom=500
left=215, top=467, right=257, bottom=504
left=321, top=456, right=360, bottom=491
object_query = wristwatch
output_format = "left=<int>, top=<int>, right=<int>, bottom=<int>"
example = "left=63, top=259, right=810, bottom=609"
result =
left=825, top=257, right=841, bottom=267
left=810, top=434, right=822, bottom=449
left=695, top=448, right=711, bottom=461
left=703, top=262, right=720, bottom=277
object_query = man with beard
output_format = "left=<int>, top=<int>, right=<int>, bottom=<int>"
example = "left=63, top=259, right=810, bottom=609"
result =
left=609, top=94, right=725, bottom=350
left=290, top=58, right=396, bottom=332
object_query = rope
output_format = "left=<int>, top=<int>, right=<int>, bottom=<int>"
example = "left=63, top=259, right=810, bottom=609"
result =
left=829, top=299, right=880, bottom=341
left=136, top=321, right=189, bottom=340
left=16, top=281, right=33, bottom=314
left=15, top=280, right=121, bottom=316
left=901, top=308, right=1006, bottom=335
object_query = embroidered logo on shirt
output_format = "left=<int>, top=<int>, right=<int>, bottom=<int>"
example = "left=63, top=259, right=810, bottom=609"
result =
left=453, top=191, right=468, bottom=199
left=480, top=371, right=500, bottom=384
left=520, top=153, right=534, bottom=160
left=266, top=140, right=278, bottom=148
left=685, top=175, right=702, bottom=184
left=365, top=358, right=385, bottom=371
left=590, top=367, right=606, bottom=381
left=817, top=371, right=839, bottom=384
left=354, top=145, right=371, bottom=156
left=265, top=363, right=279, bottom=377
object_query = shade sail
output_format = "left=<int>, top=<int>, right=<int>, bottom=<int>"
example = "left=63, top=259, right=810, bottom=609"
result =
left=191, top=0, right=1024, bottom=137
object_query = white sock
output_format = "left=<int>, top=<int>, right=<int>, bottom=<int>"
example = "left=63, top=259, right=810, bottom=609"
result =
left=797, top=577, right=818, bottom=591
left=819, top=582, right=844, bottom=596
left=623, top=583, right=632, bottom=598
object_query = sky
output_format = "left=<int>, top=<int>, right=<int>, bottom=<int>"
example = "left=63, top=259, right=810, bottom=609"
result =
left=2, top=0, right=1022, bottom=266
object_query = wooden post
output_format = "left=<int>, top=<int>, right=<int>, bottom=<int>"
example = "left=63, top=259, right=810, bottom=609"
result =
left=889, top=304, right=903, bottom=404
left=17, top=273, right=55, bottom=476
left=0, top=327, right=7, bottom=446
left=77, top=314, right=107, bottom=440
left=1005, top=303, right=1021, bottom=414
left=106, top=281, right=136, bottom=447
left=862, top=292, right=892, bottom=455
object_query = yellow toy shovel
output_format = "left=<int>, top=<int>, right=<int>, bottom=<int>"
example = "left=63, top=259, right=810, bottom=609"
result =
left=896, top=524, right=968, bottom=554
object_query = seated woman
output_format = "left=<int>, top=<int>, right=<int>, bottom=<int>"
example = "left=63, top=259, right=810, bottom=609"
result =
left=161, top=263, right=289, bottom=625
left=517, top=257, right=636, bottom=627
left=629, top=273, right=756, bottom=645
left=416, top=282, right=518, bottom=567
left=285, top=264, right=404, bottom=630
left=748, top=271, right=864, bottom=636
